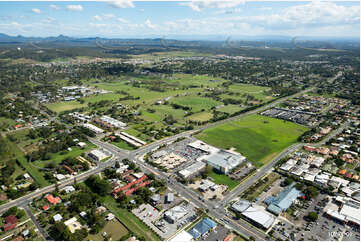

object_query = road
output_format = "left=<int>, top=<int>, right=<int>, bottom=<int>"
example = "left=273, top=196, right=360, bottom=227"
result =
left=23, top=205, right=51, bottom=240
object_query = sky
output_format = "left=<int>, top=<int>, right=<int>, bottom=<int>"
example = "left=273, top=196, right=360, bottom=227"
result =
left=0, top=0, right=359, bottom=38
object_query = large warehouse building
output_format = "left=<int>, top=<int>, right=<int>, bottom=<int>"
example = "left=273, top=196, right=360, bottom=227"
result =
left=231, top=199, right=275, bottom=230
left=200, top=150, right=246, bottom=174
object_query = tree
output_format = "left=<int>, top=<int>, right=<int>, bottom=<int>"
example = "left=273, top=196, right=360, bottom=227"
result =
left=305, top=186, right=319, bottom=198
left=284, top=177, right=293, bottom=186
left=307, top=212, right=318, bottom=222
left=85, top=175, right=111, bottom=196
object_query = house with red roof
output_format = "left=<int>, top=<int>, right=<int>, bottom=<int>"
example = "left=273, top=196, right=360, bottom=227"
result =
left=3, top=215, right=18, bottom=232
left=63, top=165, right=74, bottom=175
left=45, top=194, right=61, bottom=205
left=5, top=215, right=18, bottom=225
left=3, top=223, right=17, bottom=231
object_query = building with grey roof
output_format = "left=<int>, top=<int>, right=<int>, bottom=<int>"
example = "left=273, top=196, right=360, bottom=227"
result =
left=265, top=184, right=301, bottom=216
left=178, top=161, right=206, bottom=179
left=200, top=150, right=245, bottom=174
left=230, top=199, right=275, bottom=229
left=164, top=204, right=188, bottom=224
left=166, top=193, right=174, bottom=203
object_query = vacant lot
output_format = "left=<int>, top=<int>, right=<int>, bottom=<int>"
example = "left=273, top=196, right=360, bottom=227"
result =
left=171, top=95, right=222, bottom=112
left=208, top=170, right=239, bottom=191
left=87, top=219, right=129, bottom=241
left=196, top=114, right=309, bottom=167
left=103, top=196, right=160, bottom=241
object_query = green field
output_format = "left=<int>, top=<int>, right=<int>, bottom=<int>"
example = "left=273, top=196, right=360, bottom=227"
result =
left=8, top=139, right=50, bottom=187
left=196, top=114, right=309, bottom=167
left=103, top=196, right=160, bottom=241
left=186, top=112, right=213, bottom=122
left=171, top=95, right=221, bottom=112
left=87, top=219, right=129, bottom=241
left=32, top=143, right=96, bottom=168
left=209, top=170, right=239, bottom=191
left=46, top=101, right=87, bottom=113
left=217, top=104, right=243, bottom=114
left=111, top=140, right=136, bottom=150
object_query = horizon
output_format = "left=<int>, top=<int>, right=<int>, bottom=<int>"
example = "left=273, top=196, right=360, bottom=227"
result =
left=0, top=0, right=359, bottom=39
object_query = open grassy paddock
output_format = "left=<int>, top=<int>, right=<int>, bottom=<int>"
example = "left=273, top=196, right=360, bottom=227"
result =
left=195, top=114, right=309, bottom=167
left=103, top=196, right=160, bottom=241
left=32, top=143, right=96, bottom=168
left=208, top=169, right=239, bottom=191
left=87, top=219, right=129, bottom=241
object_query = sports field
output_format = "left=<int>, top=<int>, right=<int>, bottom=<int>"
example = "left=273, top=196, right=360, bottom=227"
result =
left=195, top=114, right=309, bottom=167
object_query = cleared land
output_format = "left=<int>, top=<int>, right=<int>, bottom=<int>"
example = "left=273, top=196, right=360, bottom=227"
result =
left=87, top=219, right=129, bottom=241
left=103, top=196, right=160, bottom=241
left=196, top=114, right=309, bottom=167
left=208, top=170, right=239, bottom=191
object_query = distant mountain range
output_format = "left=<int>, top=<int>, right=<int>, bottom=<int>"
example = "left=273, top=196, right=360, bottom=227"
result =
left=0, top=33, right=359, bottom=43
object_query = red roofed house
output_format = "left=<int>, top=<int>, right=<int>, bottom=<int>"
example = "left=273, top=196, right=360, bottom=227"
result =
left=63, top=165, right=74, bottom=175
left=3, top=215, right=18, bottom=232
left=345, top=173, right=353, bottom=179
left=14, top=124, right=22, bottom=129
left=3, top=223, right=17, bottom=231
left=304, top=145, right=316, bottom=152
left=5, top=215, right=18, bottom=225
left=43, top=205, right=49, bottom=211
left=338, top=169, right=346, bottom=175
left=45, top=194, right=61, bottom=205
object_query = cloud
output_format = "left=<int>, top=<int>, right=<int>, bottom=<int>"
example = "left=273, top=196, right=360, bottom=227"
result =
left=32, top=8, right=41, bottom=14
left=94, top=14, right=117, bottom=21
left=49, top=4, right=60, bottom=10
left=180, top=0, right=246, bottom=12
left=117, top=18, right=128, bottom=23
left=94, top=15, right=103, bottom=21
left=66, top=5, right=83, bottom=11
left=108, top=0, right=134, bottom=9
left=145, top=19, right=155, bottom=29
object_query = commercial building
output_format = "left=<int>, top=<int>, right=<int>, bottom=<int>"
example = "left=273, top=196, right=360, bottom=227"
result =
left=164, top=204, right=189, bottom=224
left=188, top=140, right=219, bottom=154
left=178, top=161, right=206, bottom=179
left=82, top=123, right=104, bottom=134
left=99, top=115, right=126, bottom=128
left=189, top=217, right=217, bottom=239
left=265, top=184, right=301, bottom=216
left=200, top=150, right=245, bottom=174
left=231, top=200, right=275, bottom=230
left=88, top=149, right=110, bottom=162
left=324, top=197, right=360, bottom=226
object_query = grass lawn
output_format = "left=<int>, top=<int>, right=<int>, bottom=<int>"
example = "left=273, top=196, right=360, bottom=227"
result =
left=217, top=104, right=243, bottom=114
left=103, top=196, right=160, bottom=241
left=171, top=95, right=221, bottom=112
left=111, top=140, right=136, bottom=151
left=46, top=101, right=87, bottom=113
left=195, top=114, right=309, bottom=167
left=87, top=219, right=129, bottom=241
left=208, top=170, right=239, bottom=191
left=33, top=143, right=96, bottom=168
left=7, top=139, right=49, bottom=187
left=186, top=112, right=213, bottom=122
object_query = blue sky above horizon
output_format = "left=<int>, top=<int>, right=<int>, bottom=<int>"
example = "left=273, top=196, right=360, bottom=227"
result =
left=0, top=1, right=359, bottom=38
